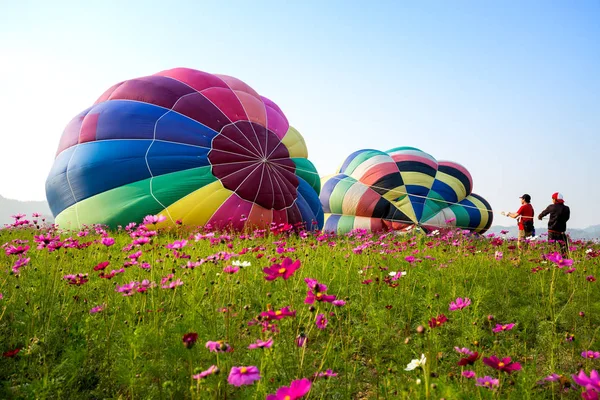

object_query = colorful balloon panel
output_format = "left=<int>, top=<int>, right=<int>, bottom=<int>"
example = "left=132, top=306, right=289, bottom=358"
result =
left=46, top=68, right=323, bottom=230
left=320, top=147, right=492, bottom=234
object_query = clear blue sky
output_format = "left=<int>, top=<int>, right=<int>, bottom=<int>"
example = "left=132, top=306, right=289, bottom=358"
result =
left=1, top=0, right=598, bottom=228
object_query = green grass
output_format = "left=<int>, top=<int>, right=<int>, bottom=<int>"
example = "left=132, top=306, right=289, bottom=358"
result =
left=0, top=225, right=599, bottom=399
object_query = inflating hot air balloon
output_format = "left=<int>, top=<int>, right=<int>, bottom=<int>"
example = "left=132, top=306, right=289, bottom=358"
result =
left=320, top=147, right=492, bottom=234
left=45, top=68, right=323, bottom=230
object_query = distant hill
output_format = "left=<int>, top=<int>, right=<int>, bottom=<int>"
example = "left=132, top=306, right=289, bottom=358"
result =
left=487, top=224, right=600, bottom=241
left=0, top=194, right=54, bottom=226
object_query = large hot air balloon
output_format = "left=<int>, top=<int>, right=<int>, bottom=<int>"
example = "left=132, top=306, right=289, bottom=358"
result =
left=45, top=68, right=323, bottom=230
left=319, top=147, right=492, bottom=234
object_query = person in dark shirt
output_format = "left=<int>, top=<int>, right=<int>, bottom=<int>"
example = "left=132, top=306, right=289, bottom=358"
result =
left=503, top=194, right=535, bottom=248
left=538, top=192, right=570, bottom=256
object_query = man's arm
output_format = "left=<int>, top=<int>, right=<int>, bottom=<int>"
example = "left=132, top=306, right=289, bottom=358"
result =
left=507, top=206, right=524, bottom=219
left=538, top=205, right=551, bottom=220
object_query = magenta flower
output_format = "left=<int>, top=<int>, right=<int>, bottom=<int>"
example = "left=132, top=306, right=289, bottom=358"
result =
left=305, top=290, right=337, bottom=304
left=101, top=237, right=115, bottom=247
left=476, top=376, right=499, bottom=389
left=332, top=299, right=346, bottom=307
left=316, top=313, right=328, bottom=330
left=166, top=240, right=188, bottom=249
left=11, top=257, right=30, bottom=274
left=428, top=314, right=448, bottom=328
left=263, top=257, right=301, bottom=281
left=295, top=333, right=307, bottom=348
left=63, top=273, right=89, bottom=286
left=458, top=352, right=481, bottom=366
left=182, top=332, right=198, bottom=349
left=572, top=370, right=600, bottom=393
left=161, top=279, right=183, bottom=289
left=205, top=340, right=233, bottom=353
left=483, top=356, right=522, bottom=374
left=266, top=378, right=311, bottom=400
left=454, top=347, right=475, bottom=356
left=143, top=214, right=166, bottom=225
left=462, top=370, right=476, bottom=379
left=193, top=365, right=219, bottom=379
left=0, top=293, right=3, bottom=300
left=89, top=304, right=105, bottom=314
left=5, top=245, right=30, bottom=256
left=582, top=351, right=600, bottom=359
left=227, top=366, right=260, bottom=386
left=223, top=265, right=239, bottom=274
left=495, top=251, right=503, bottom=260
left=314, top=369, right=338, bottom=379
left=260, top=306, right=296, bottom=321
left=116, top=282, right=138, bottom=296
left=492, top=323, right=515, bottom=333
left=248, top=338, right=273, bottom=350
left=405, top=255, right=416, bottom=263
left=449, top=297, right=471, bottom=311
left=545, top=252, right=574, bottom=268
left=587, top=275, right=597, bottom=282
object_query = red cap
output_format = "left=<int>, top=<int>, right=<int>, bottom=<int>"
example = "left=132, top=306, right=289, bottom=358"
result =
left=552, top=192, right=564, bottom=203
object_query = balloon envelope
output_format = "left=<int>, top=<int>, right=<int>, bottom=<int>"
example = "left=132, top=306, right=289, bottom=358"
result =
left=320, top=146, right=492, bottom=234
left=46, top=68, right=323, bottom=230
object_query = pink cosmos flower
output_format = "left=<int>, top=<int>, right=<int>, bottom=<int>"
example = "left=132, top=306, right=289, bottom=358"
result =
left=332, top=300, right=346, bottom=307
left=161, top=279, right=183, bottom=289
left=0, top=293, right=3, bottom=300
left=314, top=369, right=338, bottom=379
left=260, top=306, right=296, bottom=321
left=405, top=255, right=416, bottom=263
left=206, top=340, right=233, bottom=353
left=454, top=347, right=475, bottom=356
left=166, top=240, right=188, bottom=249
left=462, top=370, right=476, bottom=379
left=449, top=297, right=471, bottom=311
left=476, top=376, right=499, bottom=389
left=248, top=338, right=273, bottom=350
left=582, top=351, right=600, bottom=359
left=545, top=252, right=574, bottom=268
left=483, top=356, right=522, bottom=374
left=305, top=290, right=336, bottom=304
left=316, top=313, right=328, bottom=329
left=227, top=366, right=260, bottom=386
left=492, top=323, right=515, bottom=333
left=12, top=257, right=30, bottom=274
left=266, top=378, right=311, bottom=400
left=572, top=370, right=600, bottom=393
left=63, top=273, right=89, bottom=286
left=89, top=304, right=105, bottom=314
left=142, top=214, right=166, bottom=225
left=223, top=265, right=239, bottom=274
left=263, top=257, right=301, bottom=281
left=296, top=334, right=307, bottom=347
left=101, top=237, right=115, bottom=247
left=94, top=261, right=110, bottom=271
left=116, top=282, right=138, bottom=296
left=5, top=245, right=29, bottom=256
left=193, top=365, right=219, bottom=379
left=495, top=251, right=503, bottom=260
left=429, top=314, right=448, bottom=328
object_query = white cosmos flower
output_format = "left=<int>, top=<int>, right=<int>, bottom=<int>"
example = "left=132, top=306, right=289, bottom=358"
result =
left=405, top=354, right=427, bottom=371
left=389, top=271, right=397, bottom=277
left=586, top=248, right=593, bottom=254
left=232, top=260, right=251, bottom=268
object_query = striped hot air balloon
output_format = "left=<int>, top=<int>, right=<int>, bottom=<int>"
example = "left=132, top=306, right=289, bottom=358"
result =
left=320, top=146, right=492, bottom=234
left=45, top=68, right=323, bottom=230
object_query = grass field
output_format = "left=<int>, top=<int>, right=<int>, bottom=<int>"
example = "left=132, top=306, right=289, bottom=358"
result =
left=1, top=215, right=599, bottom=399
